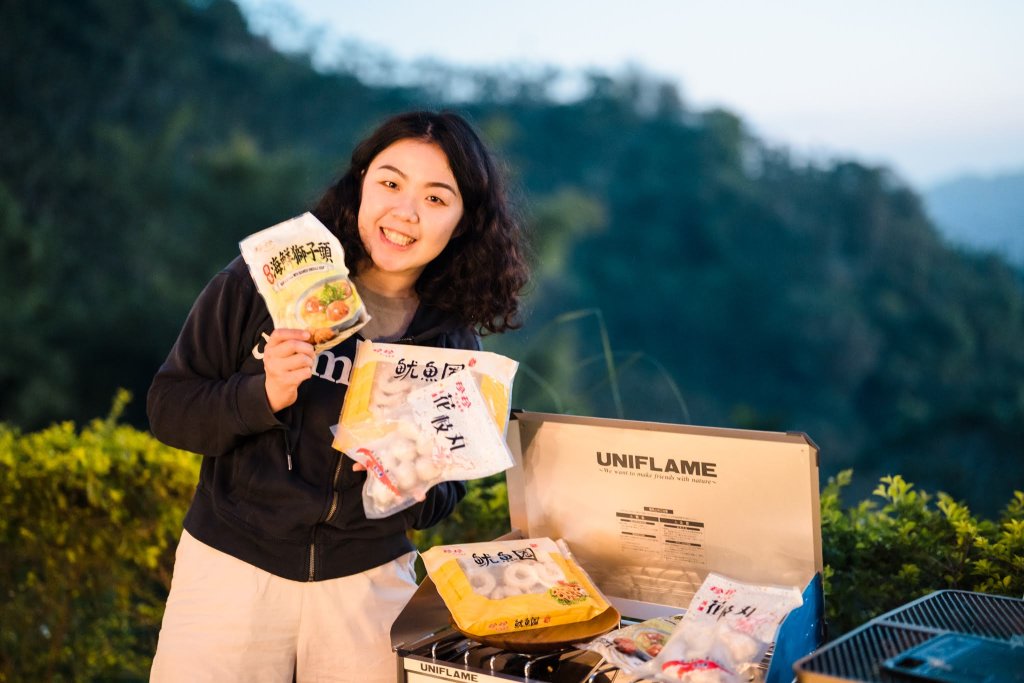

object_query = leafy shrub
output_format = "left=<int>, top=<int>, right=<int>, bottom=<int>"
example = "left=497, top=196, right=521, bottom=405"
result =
left=821, top=469, right=1024, bottom=635
left=0, top=390, right=198, bottom=681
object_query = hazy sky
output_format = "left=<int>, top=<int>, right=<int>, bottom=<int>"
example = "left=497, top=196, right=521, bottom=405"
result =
left=239, top=0, right=1024, bottom=189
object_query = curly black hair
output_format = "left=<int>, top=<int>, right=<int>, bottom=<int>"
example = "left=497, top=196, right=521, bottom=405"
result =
left=312, top=110, right=529, bottom=335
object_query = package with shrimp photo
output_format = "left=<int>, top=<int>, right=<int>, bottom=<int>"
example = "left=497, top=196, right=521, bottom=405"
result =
left=421, top=538, right=612, bottom=637
left=239, top=212, right=370, bottom=351
left=351, top=368, right=515, bottom=518
left=640, top=572, right=803, bottom=683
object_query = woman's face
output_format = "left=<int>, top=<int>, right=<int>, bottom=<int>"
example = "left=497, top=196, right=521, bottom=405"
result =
left=357, top=139, right=464, bottom=295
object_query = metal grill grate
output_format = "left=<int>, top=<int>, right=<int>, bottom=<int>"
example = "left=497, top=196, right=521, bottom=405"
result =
left=886, top=589, right=1024, bottom=640
left=796, top=623, right=932, bottom=682
left=795, top=590, right=1024, bottom=683
left=400, top=627, right=775, bottom=682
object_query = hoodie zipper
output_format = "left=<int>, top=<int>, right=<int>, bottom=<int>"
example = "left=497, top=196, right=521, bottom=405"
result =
left=279, top=428, right=293, bottom=471
left=325, top=453, right=344, bottom=522
left=308, top=452, right=346, bottom=582
left=279, top=425, right=318, bottom=581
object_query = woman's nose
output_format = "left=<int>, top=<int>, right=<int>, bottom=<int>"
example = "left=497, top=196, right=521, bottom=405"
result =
left=390, top=194, right=419, bottom=223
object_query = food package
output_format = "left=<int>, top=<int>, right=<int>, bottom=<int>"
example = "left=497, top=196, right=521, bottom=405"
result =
left=239, top=212, right=369, bottom=351
left=422, top=538, right=612, bottom=637
left=579, top=615, right=682, bottom=674
left=333, top=341, right=519, bottom=518
left=337, top=340, right=519, bottom=438
left=641, top=573, right=803, bottom=683
left=353, top=369, right=515, bottom=518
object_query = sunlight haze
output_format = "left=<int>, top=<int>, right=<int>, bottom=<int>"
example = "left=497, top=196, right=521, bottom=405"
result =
left=239, top=0, right=1024, bottom=189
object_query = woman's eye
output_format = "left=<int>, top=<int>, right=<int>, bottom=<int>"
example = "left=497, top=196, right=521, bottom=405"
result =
left=426, top=195, right=447, bottom=206
left=382, top=180, right=398, bottom=189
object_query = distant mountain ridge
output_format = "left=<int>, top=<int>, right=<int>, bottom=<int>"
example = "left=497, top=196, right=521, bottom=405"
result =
left=923, top=169, right=1024, bottom=267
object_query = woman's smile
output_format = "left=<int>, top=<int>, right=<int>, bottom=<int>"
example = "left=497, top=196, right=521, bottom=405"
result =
left=379, top=226, right=416, bottom=247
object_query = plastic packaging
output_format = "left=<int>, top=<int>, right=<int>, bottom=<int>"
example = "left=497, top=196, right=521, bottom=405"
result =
left=643, top=573, right=803, bottom=683
left=422, top=538, right=612, bottom=637
left=239, top=212, right=369, bottom=351
left=353, top=369, right=515, bottom=518
left=580, top=615, right=682, bottom=674
left=333, top=341, right=519, bottom=518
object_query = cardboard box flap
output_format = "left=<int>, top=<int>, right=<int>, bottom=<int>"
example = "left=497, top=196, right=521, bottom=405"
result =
left=505, top=411, right=822, bottom=619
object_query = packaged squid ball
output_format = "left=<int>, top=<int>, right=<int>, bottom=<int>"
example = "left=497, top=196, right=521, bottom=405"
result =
left=422, top=538, right=612, bottom=638
left=332, top=340, right=519, bottom=517
left=239, top=212, right=370, bottom=351
left=352, top=369, right=515, bottom=518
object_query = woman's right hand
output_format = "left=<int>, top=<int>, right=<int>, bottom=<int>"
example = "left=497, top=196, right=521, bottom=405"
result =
left=263, top=329, right=316, bottom=413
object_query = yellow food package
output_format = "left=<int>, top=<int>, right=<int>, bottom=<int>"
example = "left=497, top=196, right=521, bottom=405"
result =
left=332, top=340, right=518, bottom=453
left=421, top=538, right=612, bottom=637
left=239, top=212, right=370, bottom=351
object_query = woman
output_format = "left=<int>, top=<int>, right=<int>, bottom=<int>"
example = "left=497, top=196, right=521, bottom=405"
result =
left=147, top=111, right=529, bottom=682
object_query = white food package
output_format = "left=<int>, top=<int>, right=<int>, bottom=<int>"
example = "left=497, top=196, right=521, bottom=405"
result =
left=641, top=572, right=803, bottom=683
left=349, top=368, right=515, bottom=518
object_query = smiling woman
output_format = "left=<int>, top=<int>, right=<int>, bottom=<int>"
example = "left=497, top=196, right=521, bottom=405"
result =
left=146, top=110, right=530, bottom=683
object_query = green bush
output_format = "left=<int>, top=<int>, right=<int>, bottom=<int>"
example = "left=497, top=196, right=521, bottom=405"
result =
left=2, top=400, right=1022, bottom=680
left=0, top=390, right=198, bottom=681
left=821, top=469, right=1024, bottom=635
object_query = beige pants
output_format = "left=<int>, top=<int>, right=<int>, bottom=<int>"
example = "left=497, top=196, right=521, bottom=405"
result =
left=150, top=530, right=417, bottom=683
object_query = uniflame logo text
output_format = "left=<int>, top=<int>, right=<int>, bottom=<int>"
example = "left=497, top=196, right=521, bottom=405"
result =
left=596, top=452, right=717, bottom=477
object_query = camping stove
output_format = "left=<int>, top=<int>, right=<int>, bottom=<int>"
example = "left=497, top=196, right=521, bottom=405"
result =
left=395, top=621, right=775, bottom=682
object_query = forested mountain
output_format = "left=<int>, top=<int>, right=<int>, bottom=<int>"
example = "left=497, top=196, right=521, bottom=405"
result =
left=923, top=169, right=1024, bottom=267
left=2, top=0, right=1022, bottom=513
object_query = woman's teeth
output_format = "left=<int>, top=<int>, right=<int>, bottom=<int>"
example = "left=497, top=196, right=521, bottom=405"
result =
left=382, top=227, right=415, bottom=246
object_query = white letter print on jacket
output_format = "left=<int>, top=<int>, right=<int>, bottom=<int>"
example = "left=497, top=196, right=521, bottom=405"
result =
left=252, top=333, right=352, bottom=385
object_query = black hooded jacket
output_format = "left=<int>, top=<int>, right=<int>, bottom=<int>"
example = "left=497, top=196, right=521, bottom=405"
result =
left=147, top=255, right=474, bottom=581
